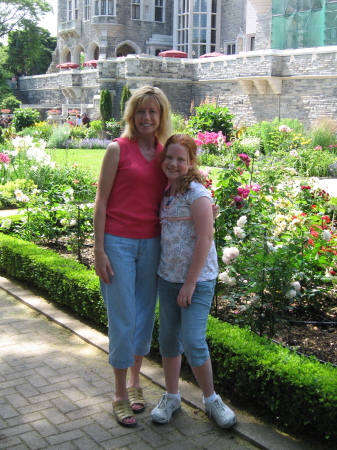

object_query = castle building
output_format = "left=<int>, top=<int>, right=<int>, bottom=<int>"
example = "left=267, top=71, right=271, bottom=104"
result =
left=20, top=1, right=337, bottom=128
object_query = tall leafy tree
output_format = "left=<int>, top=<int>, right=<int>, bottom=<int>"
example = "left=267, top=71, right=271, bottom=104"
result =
left=6, top=23, right=57, bottom=75
left=0, top=0, right=52, bottom=38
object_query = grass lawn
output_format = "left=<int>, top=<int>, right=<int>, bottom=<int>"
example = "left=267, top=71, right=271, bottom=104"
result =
left=46, top=148, right=223, bottom=184
left=47, top=149, right=105, bottom=179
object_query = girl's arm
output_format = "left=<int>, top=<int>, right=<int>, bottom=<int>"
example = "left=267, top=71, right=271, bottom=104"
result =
left=94, top=141, right=120, bottom=284
left=177, top=196, right=214, bottom=308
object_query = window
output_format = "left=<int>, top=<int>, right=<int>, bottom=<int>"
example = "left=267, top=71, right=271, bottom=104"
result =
left=74, top=0, right=79, bottom=19
left=84, top=0, right=91, bottom=20
left=95, top=0, right=115, bottom=15
left=68, top=0, right=72, bottom=20
left=132, top=0, right=140, bottom=19
left=155, top=0, right=163, bottom=22
left=177, top=0, right=217, bottom=57
left=250, top=36, right=255, bottom=51
left=227, top=44, right=236, bottom=55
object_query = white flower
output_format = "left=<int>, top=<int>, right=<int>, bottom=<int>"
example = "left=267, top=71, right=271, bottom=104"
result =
left=222, top=247, right=239, bottom=264
left=20, top=195, right=30, bottom=203
left=236, top=215, right=247, bottom=227
left=60, top=218, right=68, bottom=226
left=14, top=189, right=23, bottom=198
left=233, top=226, right=246, bottom=239
left=291, top=281, right=301, bottom=291
left=285, top=289, right=297, bottom=299
left=289, top=150, right=298, bottom=157
left=219, top=272, right=236, bottom=286
left=1, top=219, right=12, bottom=229
left=321, top=230, right=332, bottom=241
left=69, top=219, right=77, bottom=227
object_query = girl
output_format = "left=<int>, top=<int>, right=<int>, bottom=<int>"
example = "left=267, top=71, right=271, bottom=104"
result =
left=151, top=134, right=236, bottom=429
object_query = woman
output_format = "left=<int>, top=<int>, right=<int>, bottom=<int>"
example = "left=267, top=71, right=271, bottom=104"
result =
left=94, top=86, right=172, bottom=427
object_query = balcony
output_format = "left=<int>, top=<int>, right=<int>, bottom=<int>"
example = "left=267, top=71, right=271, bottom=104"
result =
left=58, top=20, right=82, bottom=39
left=91, top=15, right=123, bottom=34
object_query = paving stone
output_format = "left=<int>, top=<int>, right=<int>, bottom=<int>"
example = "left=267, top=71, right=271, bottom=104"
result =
left=0, top=279, right=312, bottom=450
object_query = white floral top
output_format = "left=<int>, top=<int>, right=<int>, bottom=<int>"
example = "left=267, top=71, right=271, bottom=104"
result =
left=158, top=181, right=218, bottom=283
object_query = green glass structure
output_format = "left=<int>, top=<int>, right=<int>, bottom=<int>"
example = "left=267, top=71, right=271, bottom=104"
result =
left=271, top=0, right=337, bottom=49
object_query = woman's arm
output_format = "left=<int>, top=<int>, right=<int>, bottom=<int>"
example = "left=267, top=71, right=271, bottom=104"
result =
left=94, top=141, right=120, bottom=284
left=177, top=196, right=214, bottom=308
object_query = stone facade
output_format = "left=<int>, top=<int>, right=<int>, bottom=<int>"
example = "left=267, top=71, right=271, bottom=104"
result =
left=19, top=1, right=337, bottom=129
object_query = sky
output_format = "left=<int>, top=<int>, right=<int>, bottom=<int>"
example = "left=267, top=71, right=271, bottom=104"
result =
left=38, top=0, right=58, bottom=37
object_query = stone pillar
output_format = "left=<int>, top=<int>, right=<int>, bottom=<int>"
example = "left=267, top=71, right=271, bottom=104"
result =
left=248, top=0, right=272, bottom=50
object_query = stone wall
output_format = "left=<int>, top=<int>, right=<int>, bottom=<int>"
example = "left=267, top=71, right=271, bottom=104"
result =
left=19, top=47, right=337, bottom=129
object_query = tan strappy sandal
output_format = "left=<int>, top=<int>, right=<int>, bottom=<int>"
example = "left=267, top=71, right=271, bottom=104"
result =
left=113, top=399, right=137, bottom=427
left=127, top=387, right=146, bottom=413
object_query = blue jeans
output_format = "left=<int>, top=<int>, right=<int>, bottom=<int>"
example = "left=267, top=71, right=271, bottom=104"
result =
left=100, top=234, right=160, bottom=369
left=158, top=276, right=216, bottom=367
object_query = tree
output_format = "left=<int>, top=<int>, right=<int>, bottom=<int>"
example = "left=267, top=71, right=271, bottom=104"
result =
left=0, top=0, right=52, bottom=38
left=100, top=89, right=112, bottom=131
left=120, top=84, right=131, bottom=117
left=0, top=44, right=11, bottom=104
left=5, top=24, right=57, bottom=75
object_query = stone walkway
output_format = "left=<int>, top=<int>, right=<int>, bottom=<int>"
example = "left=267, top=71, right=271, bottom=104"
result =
left=0, top=277, right=318, bottom=450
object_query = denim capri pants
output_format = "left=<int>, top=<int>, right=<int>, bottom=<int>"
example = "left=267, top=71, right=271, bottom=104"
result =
left=158, top=276, right=216, bottom=367
left=100, top=233, right=160, bottom=369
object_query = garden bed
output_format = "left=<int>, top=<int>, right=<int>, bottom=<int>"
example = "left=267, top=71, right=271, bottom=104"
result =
left=44, top=239, right=337, bottom=367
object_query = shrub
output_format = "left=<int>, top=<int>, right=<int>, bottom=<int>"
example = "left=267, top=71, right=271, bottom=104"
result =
left=86, top=120, right=103, bottom=138
left=309, top=117, right=337, bottom=149
left=0, top=95, right=20, bottom=111
left=120, top=84, right=131, bottom=117
left=186, top=104, right=234, bottom=138
left=100, top=89, right=112, bottom=130
left=12, top=108, right=40, bottom=132
left=47, top=124, right=71, bottom=148
left=172, top=112, right=186, bottom=133
left=105, top=120, right=123, bottom=139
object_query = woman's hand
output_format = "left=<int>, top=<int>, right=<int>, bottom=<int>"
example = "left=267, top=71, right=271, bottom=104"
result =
left=177, top=282, right=195, bottom=308
left=94, top=250, right=114, bottom=284
left=212, top=203, right=220, bottom=219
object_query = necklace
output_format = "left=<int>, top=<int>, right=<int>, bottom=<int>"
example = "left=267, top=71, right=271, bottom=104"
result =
left=139, top=143, right=155, bottom=161
left=165, top=187, right=176, bottom=206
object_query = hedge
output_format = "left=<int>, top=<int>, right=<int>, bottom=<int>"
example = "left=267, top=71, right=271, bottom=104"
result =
left=0, top=234, right=336, bottom=442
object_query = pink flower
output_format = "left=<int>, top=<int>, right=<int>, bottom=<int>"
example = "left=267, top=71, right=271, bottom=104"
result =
left=237, top=187, right=250, bottom=199
left=279, top=125, right=291, bottom=133
left=238, top=153, right=251, bottom=167
left=0, top=153, right=10, bottom=164
left=314, top=146, right=322, bottom=151
left=250, top=183, right=261, bottom=192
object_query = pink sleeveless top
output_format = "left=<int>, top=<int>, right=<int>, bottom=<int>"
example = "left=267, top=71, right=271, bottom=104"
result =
left=105, top=137, right=168, bottom=239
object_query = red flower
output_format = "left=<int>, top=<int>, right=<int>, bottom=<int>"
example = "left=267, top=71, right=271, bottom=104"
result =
left=73, top=179, right=79, bottom=184
left=330, top=270, right=336, bottom=276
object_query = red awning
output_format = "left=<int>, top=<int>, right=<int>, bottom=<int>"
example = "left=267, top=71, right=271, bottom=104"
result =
left=158, top=49, right=188, bottom=58
left=59, top=62, right=80, bottom=69
left=199, top=52, right=224, bottom=58
left=82, top=60, right=98, bottom=67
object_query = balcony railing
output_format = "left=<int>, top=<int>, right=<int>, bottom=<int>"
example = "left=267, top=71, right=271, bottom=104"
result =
left=58, top=20, right=82, bottom=38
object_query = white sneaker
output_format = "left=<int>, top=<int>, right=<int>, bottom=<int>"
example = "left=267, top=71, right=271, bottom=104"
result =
left=203, top=395, right=236, bottom=428
left=151, top=393, right=181, bottom=423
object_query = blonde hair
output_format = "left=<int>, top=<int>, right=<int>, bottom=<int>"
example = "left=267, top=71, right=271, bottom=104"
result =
left=121, top=86, right=172, bottom=145
left=161, top=134, right=205, bottom=194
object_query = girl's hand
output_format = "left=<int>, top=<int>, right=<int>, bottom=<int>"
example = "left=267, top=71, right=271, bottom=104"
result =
left=177, top=282, right=195, bottom=308
left=94, top=251, right=114, bottom=284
